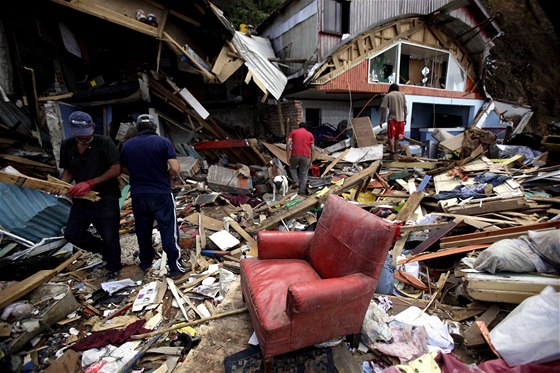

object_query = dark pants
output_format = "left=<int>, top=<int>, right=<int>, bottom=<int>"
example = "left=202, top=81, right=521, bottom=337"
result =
left=132, top=193, right=184, bottom=273
left=289, top=156, right=310, bottom=194
left=64, top=199, right=122, bottom=272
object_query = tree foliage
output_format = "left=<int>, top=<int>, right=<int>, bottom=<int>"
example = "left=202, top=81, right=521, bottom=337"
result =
left=215, top=0, right=285, bottom=31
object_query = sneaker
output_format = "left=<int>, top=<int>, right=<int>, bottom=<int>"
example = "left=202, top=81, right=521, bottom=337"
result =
left=106, top=270, right=119, bottom=281
left=169, top=270, right=186, bottom=280
left=140, top=262, right=152, bottom=273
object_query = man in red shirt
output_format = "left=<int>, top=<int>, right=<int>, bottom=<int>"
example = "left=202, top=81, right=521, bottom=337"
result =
left=286, top=122, right=314, bottom=195
left=380, top=83, right=407, bottom=158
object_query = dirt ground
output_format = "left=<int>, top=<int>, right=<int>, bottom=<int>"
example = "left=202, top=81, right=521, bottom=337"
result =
left=482, top=0, right=560, bottom=136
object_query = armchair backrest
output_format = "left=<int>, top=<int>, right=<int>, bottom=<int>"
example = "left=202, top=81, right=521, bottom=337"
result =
left=307, top=194, right=399, bottom=280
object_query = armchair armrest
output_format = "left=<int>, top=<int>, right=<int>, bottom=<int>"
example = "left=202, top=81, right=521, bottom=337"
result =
left=287, top=273, right=375, bottom=314
left=257, top=231, right=314, bottom=260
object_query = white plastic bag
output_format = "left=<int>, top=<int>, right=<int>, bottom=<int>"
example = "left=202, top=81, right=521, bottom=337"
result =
left=490, top=286, right=560, bottom=366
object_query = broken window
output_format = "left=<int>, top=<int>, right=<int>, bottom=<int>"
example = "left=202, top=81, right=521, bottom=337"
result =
left=368, top=42, right=467, bottom=92
left=368, top=45, right=398, bottom=84
left=322, top=0, right=350, bottom=35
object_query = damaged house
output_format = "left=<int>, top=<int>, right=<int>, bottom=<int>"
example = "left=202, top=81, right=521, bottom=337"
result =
left=257, top=0, right=535, bottom=154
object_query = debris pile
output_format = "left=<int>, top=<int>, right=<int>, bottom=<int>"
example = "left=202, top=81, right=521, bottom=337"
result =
left=0, top=113, right=559, bottom=371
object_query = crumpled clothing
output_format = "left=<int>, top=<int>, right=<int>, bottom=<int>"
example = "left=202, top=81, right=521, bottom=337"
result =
left=373, top=320, right=429, bottom=363
left=433, top=184, right=487, bottom=200
left=70, top=320, right=149, bottom=352
left=473, top=172, right=510, bottom=186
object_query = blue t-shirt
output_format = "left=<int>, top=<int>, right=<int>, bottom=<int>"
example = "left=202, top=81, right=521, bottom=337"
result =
left=121, top=131, right=176, bottom=195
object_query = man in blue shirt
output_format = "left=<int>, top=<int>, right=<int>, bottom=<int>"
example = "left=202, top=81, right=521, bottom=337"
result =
left=120, top=114, right=186, bottom=279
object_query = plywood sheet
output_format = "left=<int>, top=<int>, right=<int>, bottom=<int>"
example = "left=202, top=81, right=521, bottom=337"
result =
left=351, top=117, right=377, bottom=147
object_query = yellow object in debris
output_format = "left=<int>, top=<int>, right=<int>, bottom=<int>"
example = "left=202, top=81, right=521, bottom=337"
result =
left=315, top=187, right=330, bottom=198
left=395, top=352, right=440, bottom=373
left=356, top=191, right=376, bottom=203
left=177, top=325, right=197, bottom=336
left=332, top=178, right=344, bottom=187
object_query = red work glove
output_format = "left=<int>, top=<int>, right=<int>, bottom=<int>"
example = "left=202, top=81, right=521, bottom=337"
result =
left=68, top=180, right=95, bottom=197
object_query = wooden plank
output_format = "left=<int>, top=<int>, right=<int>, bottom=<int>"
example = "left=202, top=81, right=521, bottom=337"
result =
left=464, top=288, right=543, bottom=304
left=212, top=44, right=243, bottom=83
left=185, top=213, right=223, bottom=231
left=49, top=0, right=159, bottom=38
left=224, top=218, right=257, bottom=247
left=248, top=161, right=381, bottom=232
left=440, top=220, right=560, bottom=244
left=332, top=343, right=362, bottom=373
left=166, top=278, right=190, bottom=321
left=321, top=148, right=350, bottom=177
left=446, top=197, right=528, bottom=215
left=0, top=171, right=99, bottom=201
left=351, top=117, right=377, bottom=147
left=391, top=232, right=409, bottom=266
left=394, top=269, right=428, bottom=291
left=410, top=219, right=462, bottom=254
left=464, top=305, right=501, bottom=348
left=461, top=269, right=560, bottom=293
left=400, top=244, right=490, bottom=264
left=384, top=161, right=434, bottom=169
left=440, top=227, right=557, bottom=248
left=0, top=252, right=81, bottom=309
left=0, top=154, right=57, bottom=172
left=261, top=142, right=289, bottom=165
left=394, top=191, right=425, bottom=222
left=440, top=132, right=464, bottom=152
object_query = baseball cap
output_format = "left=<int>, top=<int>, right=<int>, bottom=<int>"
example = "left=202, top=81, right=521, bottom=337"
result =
left=69, top=111, right=94, bottom=137
left=136, top=114, right=157, bottom=131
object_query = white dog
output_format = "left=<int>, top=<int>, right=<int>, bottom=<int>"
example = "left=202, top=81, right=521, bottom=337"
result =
left=272, top=175, right=289, bottom=200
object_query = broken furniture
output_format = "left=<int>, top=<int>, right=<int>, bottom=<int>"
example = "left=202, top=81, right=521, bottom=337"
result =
left=240, top=194, right=400, bottom=360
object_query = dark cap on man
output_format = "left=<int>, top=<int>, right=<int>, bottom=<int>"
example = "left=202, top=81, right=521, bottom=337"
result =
left=136, top=114, right=157, bottom=132
left=69, top=111, right=94, bottom=137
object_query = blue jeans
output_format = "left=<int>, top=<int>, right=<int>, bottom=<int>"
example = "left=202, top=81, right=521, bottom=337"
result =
left=132, top=193, right=185, bottom=273
left=64, top=199, right=122, bottom=272
left=289, top=156, right=310, bottom=194
left=375, top=254, right=395, bottom=295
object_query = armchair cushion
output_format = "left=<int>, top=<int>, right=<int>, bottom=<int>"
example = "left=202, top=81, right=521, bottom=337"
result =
left=287, top=273, right=375, bottom=314
left=257, top=231, right=314, bottom=260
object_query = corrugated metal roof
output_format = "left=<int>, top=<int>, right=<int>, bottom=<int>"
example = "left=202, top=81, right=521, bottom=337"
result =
left=0, top=183, right=71, bottom=243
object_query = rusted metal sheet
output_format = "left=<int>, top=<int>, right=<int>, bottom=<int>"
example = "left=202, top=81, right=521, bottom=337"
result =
left=0, top=183, right=71, bottom=243
left=193, top=139, right=267, bottom=165
left=206, top=165, right=253, bottom=195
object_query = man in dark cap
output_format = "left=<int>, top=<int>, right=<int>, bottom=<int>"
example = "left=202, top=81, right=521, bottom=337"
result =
left=59, top=110, right=122, bottom=279
left=120, top=114, right=186, bottom=279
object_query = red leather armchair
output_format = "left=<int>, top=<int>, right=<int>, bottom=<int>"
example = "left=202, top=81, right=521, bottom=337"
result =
left=240, top=194, right=400, bottom=359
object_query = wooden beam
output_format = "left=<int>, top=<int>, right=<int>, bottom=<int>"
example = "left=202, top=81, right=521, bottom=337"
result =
left=394, top=191, right=425, bottom=222
left=321, top=148, right=350, bottom=177
left=0, top=171, right=99, bottom=201
left=439, top=221, right=560, bottom=248
left=410, top=219, right=462, bottom=254
left=400, top=244, right=490, bottom=264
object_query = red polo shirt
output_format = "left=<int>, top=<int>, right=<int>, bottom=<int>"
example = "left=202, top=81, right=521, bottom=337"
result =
left=289, top=128, right=314, bottom=157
